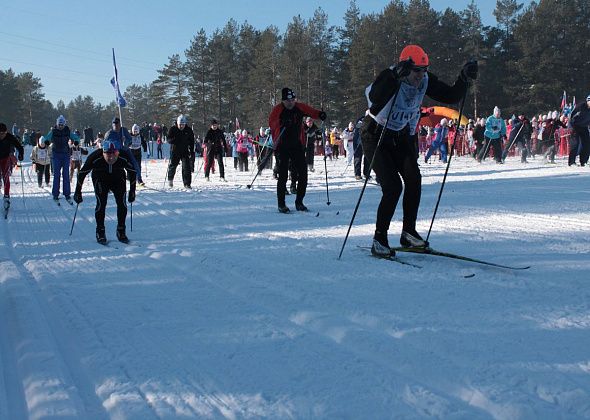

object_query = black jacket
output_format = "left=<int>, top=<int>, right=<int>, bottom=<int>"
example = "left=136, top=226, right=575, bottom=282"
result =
left=0, top=133, right=24, bottom=160
left=75, top=149, right=136, bottom=194
left=368, top=68, right=468, bottom=117
left=204, top=128, right=227, bottom=152
left=167, top=124, right=195, bottom=157
left=570, top=103, right=590, bottom=129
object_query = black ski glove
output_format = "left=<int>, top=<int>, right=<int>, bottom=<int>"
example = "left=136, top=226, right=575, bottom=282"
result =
left=396, top=58, right=415, bottom=78
left=460, top=60, right=478, bottom=81
left=128, top=189, right=136, bottom=203
left=18, top=153, right=23, bottom=161
left=319, top=111, right=327, bottom=121
left=74, top=191, right=83, bottom=204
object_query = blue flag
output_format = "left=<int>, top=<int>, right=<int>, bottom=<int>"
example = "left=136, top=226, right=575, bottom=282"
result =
left=110, top=48, right=127, bottom=107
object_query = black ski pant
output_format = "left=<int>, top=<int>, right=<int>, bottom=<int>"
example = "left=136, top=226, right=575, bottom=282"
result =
left=205, top=146, right=225, bottom=178
left=276, top=144, right=307, bottom=207
left=362, top=118, right=421, bottom=234
left=305, top=143, right=315, bottom=168
left=93, top=178, right=127, bottom=230
left=478, top=137, right=502, bottom=162
left=570, top=127, right=590, bottom=166
left=167, top=153, right=192, bottom=186
left=36, top=163, right=50, bottom=186
left=353, top=143, right=370, bottom=178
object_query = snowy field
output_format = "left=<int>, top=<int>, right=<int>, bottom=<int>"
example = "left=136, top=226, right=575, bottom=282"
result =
left=1, top=146, right=590, bottom=419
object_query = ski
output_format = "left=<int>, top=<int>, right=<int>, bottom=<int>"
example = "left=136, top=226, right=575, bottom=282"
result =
left=357, top=246, right=422, bottom=268
left=391, top=247, right=531, bottom=270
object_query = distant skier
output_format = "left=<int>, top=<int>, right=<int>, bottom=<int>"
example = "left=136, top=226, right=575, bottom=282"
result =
left=268, top=87, right=326, bottom=213
left=44, top=115, right=80, bottom=203
left=478, top=106, right=506, bottom=163
left=166, top=115, right=195, bottom=188
left=0, top=122, right=24, bottom=209
left=74, top=140, right=137, bottom=244
left=31, top=136, right=52, bottom=187
left=424, top=118, right=449, bottom=163
left=568, top=94, right=590, bottom=166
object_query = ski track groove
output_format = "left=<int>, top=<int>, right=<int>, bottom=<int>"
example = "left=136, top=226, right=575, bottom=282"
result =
left=6, top=192, right=160, bottom=419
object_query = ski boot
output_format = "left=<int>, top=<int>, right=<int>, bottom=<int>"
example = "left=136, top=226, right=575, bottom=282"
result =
left=96, top=227, right=107, bottom=244
left=400, top=229, right=429, bottom=248
left=278, top=205, right=290, bottom=214
left=295, top=202, right=308, bottom=212
left=371, top=230, right=394, bottom=257
left=116, top=226, right=129, bottom=244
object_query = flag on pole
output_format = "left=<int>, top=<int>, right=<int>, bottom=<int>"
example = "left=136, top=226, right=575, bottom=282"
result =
left=235, top=117, right=240, bottom=130
left=560, top=90, right=566, bottom=110
left=110, top=48, right=127, bottom=107
left=572, top=96, right=576, bottom=109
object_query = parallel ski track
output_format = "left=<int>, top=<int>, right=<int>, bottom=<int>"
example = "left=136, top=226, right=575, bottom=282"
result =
left=3, top=192, right=159, bottom=419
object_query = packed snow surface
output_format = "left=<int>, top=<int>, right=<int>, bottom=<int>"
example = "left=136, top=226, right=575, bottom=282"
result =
left=1, top=148, right=589, bottom=419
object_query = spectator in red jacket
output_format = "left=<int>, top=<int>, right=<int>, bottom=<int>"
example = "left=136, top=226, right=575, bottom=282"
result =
left=268, top=87, right=326, bottom=213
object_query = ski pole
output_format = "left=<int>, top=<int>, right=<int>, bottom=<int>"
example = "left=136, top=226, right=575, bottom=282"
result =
left=19, top=163, right=25, bottom=205
left=501, top=122, right=525, bottom=161
left=480, top=137, right=492, bottom=161
left=338, top=85, right=402, bottom=260
left=426, top=86, right=468, bottom=242
left=320, top=123, right=331, bottom=205
left=69, top=203, right=79, bottom=236
left=130, top=202, right=133, bottom=232
left=247, top=127, right=285, bottom=189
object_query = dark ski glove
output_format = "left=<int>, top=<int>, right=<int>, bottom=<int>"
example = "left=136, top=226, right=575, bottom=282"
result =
left=461, top=60, right=478, bottom=81
left=319, top=111, right=327, bottom=121
left=18, top=153, right=23, bottom=161
left=74, top=191, right=83, bottom=204
left=396, top=58, right=415, bottom=78
left=128, top=189, right=136, bottom=203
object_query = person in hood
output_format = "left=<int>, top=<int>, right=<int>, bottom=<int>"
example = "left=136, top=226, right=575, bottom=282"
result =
left=125, top=124, right=148, bottom=179
left=478, top=106, right=506, bottom=163
left=362, top=44, right=477, bottom=257
left=31, top=135, right=52, bottom=187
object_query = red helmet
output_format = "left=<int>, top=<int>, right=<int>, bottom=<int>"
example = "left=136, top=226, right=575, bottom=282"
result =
left=399, top=45, right=429, bottom=66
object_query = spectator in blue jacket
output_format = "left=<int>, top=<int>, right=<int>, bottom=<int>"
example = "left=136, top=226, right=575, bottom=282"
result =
left=425, top=118, right=449, bottom=163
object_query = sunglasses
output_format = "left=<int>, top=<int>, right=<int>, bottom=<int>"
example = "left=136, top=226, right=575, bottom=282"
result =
left=411, top=66, right=428, bottom=73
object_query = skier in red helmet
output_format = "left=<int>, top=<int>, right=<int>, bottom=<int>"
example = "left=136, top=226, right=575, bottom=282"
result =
left=362, top=44, right=478, bottom=257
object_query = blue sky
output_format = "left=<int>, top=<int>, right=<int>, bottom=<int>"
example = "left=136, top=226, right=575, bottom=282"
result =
left=2, top=0, right=507, bottom=106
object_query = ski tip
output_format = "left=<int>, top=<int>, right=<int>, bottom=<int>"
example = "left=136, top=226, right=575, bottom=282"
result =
left=463, top=273, right=475, bottom=278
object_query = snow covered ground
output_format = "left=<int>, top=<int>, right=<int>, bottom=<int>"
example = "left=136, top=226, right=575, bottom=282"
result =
left=1, top=146, right=590, bottom=419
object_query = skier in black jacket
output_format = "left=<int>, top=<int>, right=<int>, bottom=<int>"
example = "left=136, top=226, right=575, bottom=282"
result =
left=167, top=115, right=195, bottom=188
left=569, top=95, right=590, bottom=166
left=362, top=44, right=477, bottom=257
left=203, top=119, right=227, bottom=181
left=0, top=122, right=24, bottom=208
left=74, top=139, right=137, bottom=244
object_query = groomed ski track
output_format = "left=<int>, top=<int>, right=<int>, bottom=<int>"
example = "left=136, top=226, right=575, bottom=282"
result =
left=1, top=152, right=590, bottom=419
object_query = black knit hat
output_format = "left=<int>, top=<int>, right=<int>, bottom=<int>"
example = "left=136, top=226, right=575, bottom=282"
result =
left=281, top=87, right=296, bottom=100
left=211, top=119, right=218, bottom=125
